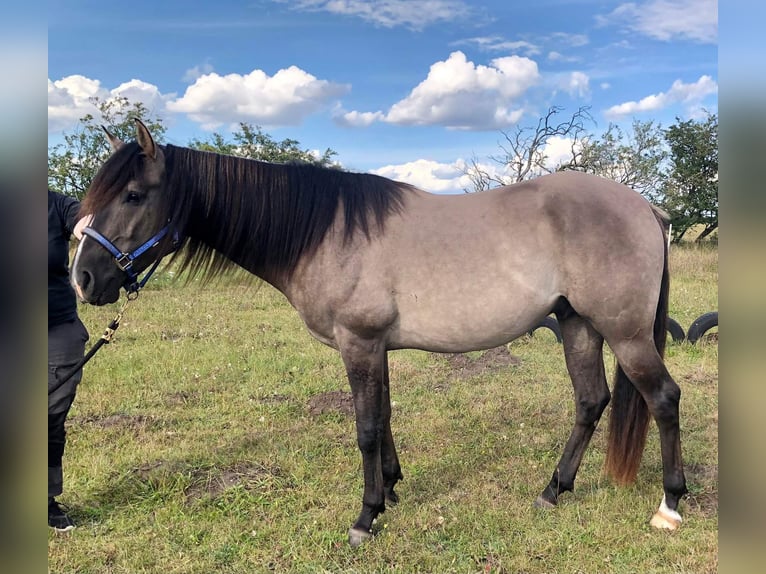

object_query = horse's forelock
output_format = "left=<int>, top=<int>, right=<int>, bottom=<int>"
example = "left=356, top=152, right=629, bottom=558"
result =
left=80, top=142, right=144, bottom=217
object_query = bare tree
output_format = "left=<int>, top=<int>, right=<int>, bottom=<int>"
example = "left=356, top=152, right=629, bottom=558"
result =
left=463, top=106, right=594, bottom=192
left=462, top=155, right=500, bottom=192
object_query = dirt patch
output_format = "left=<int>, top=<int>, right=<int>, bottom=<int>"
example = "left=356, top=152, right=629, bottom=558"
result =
left=440, top=346, right=522, bottom=379
left=687, top=365, right=718, bottom=386
left=307, top=390, right=355, bottom=417
left=165, top=391, right=199, bottom=407
left=160, top=330, right=184, bottom=342
left=185, top=462, right=284, bottom=500
left=258, top=393, right=292, bottom=405
left=701, top=332, right=718, bottom=344
left=687, top=463, right=718, bottom=484
left=685, top=463, right=718, bottom=518
left=131, top=460, right=285, bottom=501
left=686, top=490, right=718, bottom=517
left=133, top=460, right=179, bottom=482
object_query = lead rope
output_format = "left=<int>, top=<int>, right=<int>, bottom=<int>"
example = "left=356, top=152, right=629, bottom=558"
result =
left=49, top=293, right=135, bottom=396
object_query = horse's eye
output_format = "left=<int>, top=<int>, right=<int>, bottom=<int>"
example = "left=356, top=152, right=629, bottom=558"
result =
left=126, top=192, right=142, bottom=205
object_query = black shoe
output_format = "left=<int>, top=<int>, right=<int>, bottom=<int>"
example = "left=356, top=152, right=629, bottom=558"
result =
left=48, top=497, right=75, bottom=532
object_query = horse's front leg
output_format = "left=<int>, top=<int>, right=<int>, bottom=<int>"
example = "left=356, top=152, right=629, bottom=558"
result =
left=381, top=354, right=403, bottom=505
left=338, top=331, right=388, bottom=547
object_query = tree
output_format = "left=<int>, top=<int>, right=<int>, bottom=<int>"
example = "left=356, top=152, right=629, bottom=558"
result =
left=662, top=113, right=718, bottom=242
left=47, top=97, right=166, bottom=199
left=571, top=119, right=668, bottom=203
left=463, top=106, right=594, bottom=191
left=465, top=110, right=672, bottom=209
left=189, top=122, right=339, bottom=167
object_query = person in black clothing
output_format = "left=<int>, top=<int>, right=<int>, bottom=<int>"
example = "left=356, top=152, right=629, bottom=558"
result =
left=48, top=190, right=89, bottom=531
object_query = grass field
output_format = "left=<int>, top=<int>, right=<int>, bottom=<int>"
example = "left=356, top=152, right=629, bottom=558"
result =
left=49, top=243, right=717, bottom=573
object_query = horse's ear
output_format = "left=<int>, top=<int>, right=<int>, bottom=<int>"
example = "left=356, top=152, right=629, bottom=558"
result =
left=102, top=126, right=124, bottom=152
left=135, top=118, right=157, bottom=160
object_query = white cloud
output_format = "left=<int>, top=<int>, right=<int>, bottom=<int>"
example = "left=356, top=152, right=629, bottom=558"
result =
left=598, top=0, right=717, bottom=44
left=112, top=79, right=173, bottom=115
left=48, top=75, right=106, bottom=132
left=166, top=66, right=350, bottom=129
left=547, top=51, right=579, bottom=63
left=604, top=75, right=717, bottom=118
left=452, top=36, right=541, bottom=56
left=371, top=158, right=474, bottom=193
left=541, top=136, right=580, bottom=170
left=280, top=0, right=472, bottom=29
left=342, top=51, right=538, bottom=131
left=48, top=75, right=176, bottom=133
left=49, top=66, right=348, bottom=134
left=550, top=32, right=589, bottom=47
left=183, top=62, right=215, bottom=82
left=563, top=71, right=590, bottom=98
left=454, top=32, right=587, bottom=61
left=335, top=109, right=386, bottom=128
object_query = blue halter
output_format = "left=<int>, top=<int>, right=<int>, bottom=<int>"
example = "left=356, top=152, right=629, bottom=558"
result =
left=81, top=223, right=180, bottom=295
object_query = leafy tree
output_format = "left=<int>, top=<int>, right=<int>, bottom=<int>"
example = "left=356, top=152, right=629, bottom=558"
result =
left=662, top=113, right=718, bottom=242
left=189, top=122, right=339, bottom=167
left=47, top=96, right=166, bottom=199
left=572, top=119, right=668, bottom=203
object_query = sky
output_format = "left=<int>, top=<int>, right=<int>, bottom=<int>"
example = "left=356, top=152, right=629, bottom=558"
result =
left=48, top=0, right=718, bottom=194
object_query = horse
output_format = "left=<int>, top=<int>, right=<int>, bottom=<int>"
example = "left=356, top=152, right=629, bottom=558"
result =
left=71, top=120, right=687, bottom=546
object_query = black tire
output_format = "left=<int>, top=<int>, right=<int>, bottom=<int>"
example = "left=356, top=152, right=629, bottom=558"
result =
left=666, top=317, right=686, bottom=342
left=687, top=311, right=718, bottom=344
left=527, top=315, right=563, bottom=343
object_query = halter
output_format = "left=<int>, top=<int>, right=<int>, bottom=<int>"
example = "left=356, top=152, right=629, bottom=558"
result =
left=81, top=223, right=180, bottom=297
left=50, top=222, right=181, bottom=396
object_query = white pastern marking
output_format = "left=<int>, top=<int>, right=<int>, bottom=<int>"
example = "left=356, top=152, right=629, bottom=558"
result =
left=650, top=494, right=682, bottom=529
left=658, top=495, right=682, bottom=524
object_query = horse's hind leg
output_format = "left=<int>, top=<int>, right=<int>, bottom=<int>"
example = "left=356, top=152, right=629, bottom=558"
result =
left=536, top=312, right=610, bottom=508
left=608, top=339, right=687, bottom=529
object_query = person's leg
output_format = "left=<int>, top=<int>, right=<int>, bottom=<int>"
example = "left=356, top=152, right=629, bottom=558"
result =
left=48, top=319, right=88, bottom=530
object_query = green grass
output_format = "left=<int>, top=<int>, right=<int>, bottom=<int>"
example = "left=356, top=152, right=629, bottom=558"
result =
left=50, top=244, right=717, bottom=573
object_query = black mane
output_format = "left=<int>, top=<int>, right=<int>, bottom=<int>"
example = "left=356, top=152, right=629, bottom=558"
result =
left=83, top=142, right=410, bottom=282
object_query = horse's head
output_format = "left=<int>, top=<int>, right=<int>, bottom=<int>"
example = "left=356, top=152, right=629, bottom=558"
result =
left=72, top=119, right=176, bottom=305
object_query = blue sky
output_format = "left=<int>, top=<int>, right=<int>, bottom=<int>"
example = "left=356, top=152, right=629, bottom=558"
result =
left=48, top=0, right=717, bottom=193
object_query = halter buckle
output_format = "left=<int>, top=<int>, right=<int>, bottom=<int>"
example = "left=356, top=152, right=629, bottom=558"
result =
left=115, top=253, right=134, bottom=272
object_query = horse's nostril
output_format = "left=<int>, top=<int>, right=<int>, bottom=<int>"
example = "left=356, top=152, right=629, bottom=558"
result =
left=79, top=269, right=93, bottom=294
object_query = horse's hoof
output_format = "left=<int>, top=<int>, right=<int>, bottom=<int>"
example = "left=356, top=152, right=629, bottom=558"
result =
left=348, top=527, right=372, bottom=547
left=650, top=496, right=682, bottom=530
left=385, top=489, right=399, bottom=506
left=533, top=495, right=556, bottom=509
left=650, top=510, right=682, bottom=530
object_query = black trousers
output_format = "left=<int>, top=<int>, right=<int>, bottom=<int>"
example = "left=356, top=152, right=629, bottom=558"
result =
left=48, top=318, right=89, bottom=498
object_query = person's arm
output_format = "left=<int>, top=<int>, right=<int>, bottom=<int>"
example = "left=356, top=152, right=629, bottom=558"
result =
left=73, top=214, right=92, bottom=241
left=57, top=193, right=81, bottom=236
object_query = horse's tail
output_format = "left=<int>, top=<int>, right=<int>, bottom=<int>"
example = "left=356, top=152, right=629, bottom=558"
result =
left=604, top=205, right=670, bottom=484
